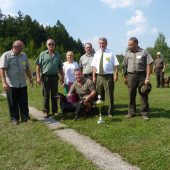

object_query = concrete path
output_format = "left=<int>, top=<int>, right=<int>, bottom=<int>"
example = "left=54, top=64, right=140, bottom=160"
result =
left=1, top=92, right=140, bottom=170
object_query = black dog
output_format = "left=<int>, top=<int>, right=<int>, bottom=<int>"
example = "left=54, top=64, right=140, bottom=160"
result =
left=55, top=92, right=84, bottom=122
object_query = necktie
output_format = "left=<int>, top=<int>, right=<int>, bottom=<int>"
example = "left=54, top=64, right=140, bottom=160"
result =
left=99, top=52, right=104, bottom=74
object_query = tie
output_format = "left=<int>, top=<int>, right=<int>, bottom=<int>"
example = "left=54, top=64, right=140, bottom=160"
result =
left=99, top=52, right=104, bottom=74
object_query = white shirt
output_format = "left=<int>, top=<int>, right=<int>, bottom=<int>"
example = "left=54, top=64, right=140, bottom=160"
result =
left=91, top=48, right=119, bottom=74
left=63, top=61, right=79, bottom=84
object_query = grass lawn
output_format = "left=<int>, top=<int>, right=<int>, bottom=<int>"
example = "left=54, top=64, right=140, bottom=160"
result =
left=1, top=58, right=170, bottom=170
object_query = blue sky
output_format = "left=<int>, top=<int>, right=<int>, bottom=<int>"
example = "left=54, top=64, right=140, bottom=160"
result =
left=0, top=0, right=170, bottom=55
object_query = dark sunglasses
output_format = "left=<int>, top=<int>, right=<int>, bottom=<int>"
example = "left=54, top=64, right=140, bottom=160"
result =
left=48, top=43, right=55, bottom=46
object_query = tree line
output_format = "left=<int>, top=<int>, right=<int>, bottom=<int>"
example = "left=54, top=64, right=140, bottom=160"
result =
left=0, top=8, right=170, bottom=72
left=0, top=9, right=84, bottom=62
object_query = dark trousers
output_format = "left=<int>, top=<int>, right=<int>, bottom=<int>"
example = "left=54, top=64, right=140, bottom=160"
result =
left=41, top=74, right=59, bottom=113
left=156, top=72, right=164, bottom=87
left=128, top=72, right=149, bottom=116
left=6, top=86, right=30, bottom=122
left=96, top=74, right=114, bottom=115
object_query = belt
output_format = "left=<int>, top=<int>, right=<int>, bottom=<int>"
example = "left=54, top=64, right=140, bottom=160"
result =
left=43, top=74, right=58, bottom=77
left=97, top=74, right=112, bottom=76
left=84, top=73, right=92, bottom=76
left=128, top=71, right=146, bottom=74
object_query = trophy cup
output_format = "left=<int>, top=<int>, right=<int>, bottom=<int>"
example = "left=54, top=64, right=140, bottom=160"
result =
left=94, top=95, right=105, bottom=124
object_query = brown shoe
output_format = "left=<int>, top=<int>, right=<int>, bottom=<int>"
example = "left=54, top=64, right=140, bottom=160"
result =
left=142, top=116, right=150, bottom=121
left=12, top=121, right=19, bottom=125
left=43, top=112, right=49, bottom=118
left=26, top=119, right=33, bottom=123
left=53, top=113, right=59, bottom=116
left=125, top=114, right=136, bottom=118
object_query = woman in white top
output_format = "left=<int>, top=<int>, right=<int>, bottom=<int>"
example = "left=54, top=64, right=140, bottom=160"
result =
left=62, top=51, right=79, bottom=103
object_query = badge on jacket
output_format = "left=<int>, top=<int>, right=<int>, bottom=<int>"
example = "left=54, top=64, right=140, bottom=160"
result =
left=21, top=62, right=26, bottom=65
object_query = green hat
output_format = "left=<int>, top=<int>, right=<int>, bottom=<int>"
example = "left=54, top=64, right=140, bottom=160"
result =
left=157, top=52, right=161, bottom=55
left=139, top=83, right=152, bottom=95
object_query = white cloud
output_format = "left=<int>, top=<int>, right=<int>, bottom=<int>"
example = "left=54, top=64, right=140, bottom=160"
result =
left=125, top=10, right=157, bottom=37
left=101, top=0, right=152, bottom=9
left=125, top=10, right=147, bottom=25
left=39, top=22, right=50, bottom=28
left=126, top=25, right=147, bottom=36
left=82, top=36, right=100, bottom=52
left=150, top=27, right=158, bottom=34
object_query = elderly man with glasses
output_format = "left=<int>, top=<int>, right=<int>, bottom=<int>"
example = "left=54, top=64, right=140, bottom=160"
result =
left=35, top=39, right=64, bottom=118
left=0, top=40, right=34, bottom=125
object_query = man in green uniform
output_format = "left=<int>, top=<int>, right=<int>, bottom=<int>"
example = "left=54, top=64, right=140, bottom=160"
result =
left=152, top=52, right=166, bottom=88
left=123, top=37, right=154, bottom=121
left=35, top=39, right=64, bottom=118
left=66, top=69, right=96, bottom=113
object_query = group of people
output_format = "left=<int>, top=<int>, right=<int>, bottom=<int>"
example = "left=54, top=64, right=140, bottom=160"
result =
left=1, top=36, right=164, bottom=125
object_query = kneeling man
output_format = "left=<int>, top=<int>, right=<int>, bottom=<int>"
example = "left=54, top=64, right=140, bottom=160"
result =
left=66, top=69, right=96, bottom=114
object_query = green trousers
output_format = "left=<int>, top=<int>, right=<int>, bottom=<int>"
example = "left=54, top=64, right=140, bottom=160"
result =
left=128, top=72, right=149, bottom=116
left=41, top=74, right=59, bottom=113
left=96, top=74, right=114, bottom=115
left=155, top=72, right=164, bottom=87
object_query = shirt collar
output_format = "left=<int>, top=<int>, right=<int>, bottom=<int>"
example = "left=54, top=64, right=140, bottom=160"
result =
left=46, top=50, right=57, bottom=54
left=99, top=48, right=107, bottom=53
left=130, top=46, right=142, bottom=53
left=85, top=52, right=94, bottom=57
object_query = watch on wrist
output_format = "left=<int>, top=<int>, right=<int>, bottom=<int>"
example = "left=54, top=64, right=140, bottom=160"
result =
left=115, top=73, right=118, bottom=75
left=146, top=77, right=149, bottom=80
left=30, top=78, right=33, bottom=81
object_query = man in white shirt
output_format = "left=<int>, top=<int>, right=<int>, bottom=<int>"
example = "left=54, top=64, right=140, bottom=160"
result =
left=91, top=37, right=119, bottom=117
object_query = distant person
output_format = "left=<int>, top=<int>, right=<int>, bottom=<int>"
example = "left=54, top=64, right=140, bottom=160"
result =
left=35, top=39, right=64, bottom=118
left=79, top=43, right=95, bottom=81
left=66, top=69, right=96, bottom=115
left=91, top=37, right=119, bottom=117
left=122, top=64, right=127, bottom=77
left=62, top=51, right=79, bottom=103
left=152, top=52, right=166, bottom=88
left=0, top=40, right=34, bottom=125
left=123, top=37, right=154, bottom=121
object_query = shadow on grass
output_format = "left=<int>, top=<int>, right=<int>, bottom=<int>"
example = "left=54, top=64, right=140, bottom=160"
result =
left=0, top=98, right=6, bottom=102
left=149, top=108, right=170, bottom=119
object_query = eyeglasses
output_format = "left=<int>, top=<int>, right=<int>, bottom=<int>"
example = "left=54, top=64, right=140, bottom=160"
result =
left=48, top=43, right=55, bottom=46
left=15, top=46, right=24, bottom=50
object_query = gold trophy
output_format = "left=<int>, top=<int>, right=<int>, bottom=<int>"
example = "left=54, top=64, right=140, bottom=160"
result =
left=94, top=95, right=105, bottom=124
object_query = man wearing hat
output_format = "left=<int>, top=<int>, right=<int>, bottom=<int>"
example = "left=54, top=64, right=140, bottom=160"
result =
left=152, top=52, right=166, bottom=88
left=123, top=37, right=154, bottom=121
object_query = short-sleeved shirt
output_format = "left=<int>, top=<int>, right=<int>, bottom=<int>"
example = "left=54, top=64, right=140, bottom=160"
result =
left=63, top=61, right=79, bottom=84
left=69, top=77, right=96, bottom=100
left=123, top=47, right=154, bottom=73
left=154, top=58, right=166, bottom=72
left=35, top=50, right=63, bottom=75
left=79, top=53, right=94, bottom=74
left=0, top=50, right=31, bottom=88
left=91, top=48, right=119, bottom=74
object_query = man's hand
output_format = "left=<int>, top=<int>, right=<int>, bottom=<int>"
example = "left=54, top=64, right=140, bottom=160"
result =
left=114, top=74, right=118, bottom=82
left=37, top=76, right=42, bottom=85
left=60, top=77, right=64, bottom=85
left=3, top=82, right=9, bottom=91
left=84, top=96, right=90, bottom=103
left=62, top=83, right=65, bottom=88
left=30, top=79, right=34, bottom=87
left=162, top=69, right=165, bottom=73
left=145, top=79, right=150, bottom=84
